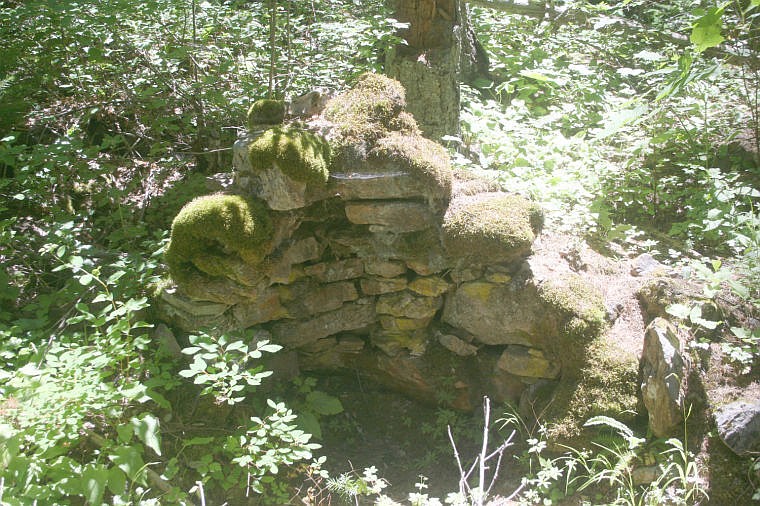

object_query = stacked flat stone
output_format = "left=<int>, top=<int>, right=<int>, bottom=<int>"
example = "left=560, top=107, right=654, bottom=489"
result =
left=159, top=75, right=604, bottom=411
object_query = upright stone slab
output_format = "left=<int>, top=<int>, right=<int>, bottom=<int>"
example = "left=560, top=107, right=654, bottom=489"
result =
left=639, top=318, right=690, bottom=438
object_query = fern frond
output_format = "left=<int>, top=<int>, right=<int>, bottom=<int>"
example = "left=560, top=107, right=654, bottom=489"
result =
left=584, top=415, right=634, bottom=439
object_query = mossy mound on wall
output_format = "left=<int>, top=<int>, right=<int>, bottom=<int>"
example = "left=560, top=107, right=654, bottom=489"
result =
left=324, top=73, right=407, bottom=142
left=442, top=193, right=543, bottom=265
left=247, top=99, right=285, bottom=128
left=165, top=194, right=273, bottom=282
left=370, top=132, right=453, bottom=201
left=538, top=274, right=607, bottom=341
left=248, top=126, right=331, bottom=185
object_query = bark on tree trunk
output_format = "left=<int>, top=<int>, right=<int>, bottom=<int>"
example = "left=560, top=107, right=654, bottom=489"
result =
left=385, top=0, right=488, bottom=140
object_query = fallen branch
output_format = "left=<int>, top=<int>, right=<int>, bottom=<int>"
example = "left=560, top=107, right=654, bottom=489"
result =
left=447, top=396, right=523, bottom=505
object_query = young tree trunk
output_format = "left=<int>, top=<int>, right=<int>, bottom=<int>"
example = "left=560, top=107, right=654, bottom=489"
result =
left=385, top=0, right=489, bottom=140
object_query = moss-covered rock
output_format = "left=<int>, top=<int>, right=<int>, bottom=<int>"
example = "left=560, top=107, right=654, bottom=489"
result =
left=165, top=194, right=273, bottom=282
left=369, top=132, right=452, bottom=201
left=325, top=72, right=407, bottom=142
left=247, top=99, right=286, bottom=128
left=543, top=338, right=640, bottom=444
left=538, top=274, right=607, bottom=340
left=442, top=193, right=543, bottom=265
left=248, top=126, right=331, bottom=185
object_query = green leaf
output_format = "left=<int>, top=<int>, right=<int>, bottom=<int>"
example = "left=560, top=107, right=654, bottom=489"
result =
left=596, top=104, right=647, bottom=139
left=107, top=466, right=127, bottom=496
left=117, top=424, right=133, bottom=444
left=83, top=465, right=109, bottom=505
left=131, top=413, right=162, bottom=456
left=519, top=69, right=552, bottom=82
left=689, top=304, right=703, bottom=323
left=108, top=446, right=146, bottom=484
left=306, top=391, right=344, bottom=416
left=298, top=411, right=322, bottom=439
left=694, top=317, right=720, bottom=330
left=691, top=7, right=725, bottom=52
left=259, top=342, right=282, bottom=354
left=666, top=303, right=691, bottom=320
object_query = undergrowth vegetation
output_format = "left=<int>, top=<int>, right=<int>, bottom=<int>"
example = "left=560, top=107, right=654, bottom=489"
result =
left=1, top=0, right=759, bottom=504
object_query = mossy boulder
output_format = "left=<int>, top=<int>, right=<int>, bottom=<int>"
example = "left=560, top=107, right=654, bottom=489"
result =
left=369, top=132, right=453, bottom=204
left=442, top=193, right=543, bottom=265
left=325, top=72, right=407, bottom=142
left=248, top=126, right=331, bottom=185
left=538, top=274, right=607, bottom=341
left=325, top=73, right=419, bottom=168
left=247, top=99, right=286, bottom=128
left=165, top=194, right=273, bottom=283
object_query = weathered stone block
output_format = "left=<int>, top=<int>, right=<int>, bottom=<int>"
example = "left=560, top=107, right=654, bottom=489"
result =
left=379, top=315, right=432, bottom=331
left=408, top=276, right=451, bottom=297
left=442, top=192, right=542, bottom=265
left=437, top=333, right=478, bottom=357
left=639, top=318, right=689, bottom=438
left=364, top=258, right=407, bottom=278
left=715, top=401, right=760, bottom=456
left=449, top=265, right=484, bottom=284
left=360, top=276, right=408, bottom=295
left=175, top=272, right=259, bottom=305
left=497, top=345, right=560, bottom=379
left=345, top=201, right=436, bottom=232
left=232, top=289, right=289, bottom=327
left=442, top=281, right=544, bottom=346
left=371, top=328, right=429, bottom=357
left=304, top=258, right=364, bottom=282
left=254, top=164, right=311, bottom=211
left=376, top=291, right=442, bottom=319
left=271, top=301, right=376, bottom=347
left=281, top=281, right=359, bottom=317
left=330, top=171, right=431, bottom=201
left=160, top=288, right=231, bottom=317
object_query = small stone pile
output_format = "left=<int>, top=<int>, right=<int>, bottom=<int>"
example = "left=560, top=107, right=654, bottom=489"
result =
left=158, top=74, right=607, bottom=412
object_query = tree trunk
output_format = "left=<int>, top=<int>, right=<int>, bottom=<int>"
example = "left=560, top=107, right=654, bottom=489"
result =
left=385, top=0, right=488, bottom=140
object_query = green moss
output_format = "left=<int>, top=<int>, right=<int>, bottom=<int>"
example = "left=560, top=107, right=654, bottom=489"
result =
left=247, top=99, right=285, bottom=128
left=544, top=339, right=640, bottom=444
left=442, top=193, right=543, bottom=264
left=371, top=132, right=452, bottom=196
left=538, top=274, right=607, bottom=340
left=324, top=72, right=407, bottom=145
left=388, top=111, right=421, bottom=136
left=248, top=126, right=331, bottom=185
left=165, top=194, right=273, bottom=282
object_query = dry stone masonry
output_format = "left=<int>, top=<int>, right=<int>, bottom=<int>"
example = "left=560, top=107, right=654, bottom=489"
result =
left=159, top=74, right=610, bottom=417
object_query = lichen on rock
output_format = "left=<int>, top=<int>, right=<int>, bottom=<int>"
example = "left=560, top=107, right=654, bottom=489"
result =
left=247, top=98, right=286, bottom=128
left=248, top=126, right=331, bottom=185
left=165, top=194, right=273, bottom=283
left=442, top=192, right=543, bottom=265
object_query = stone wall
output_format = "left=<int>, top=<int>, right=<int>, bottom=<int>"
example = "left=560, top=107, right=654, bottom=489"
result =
left=158, top=74, right=607, bottom=413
